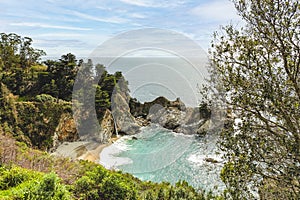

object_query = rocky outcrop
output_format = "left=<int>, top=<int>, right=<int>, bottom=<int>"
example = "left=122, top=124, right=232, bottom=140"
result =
left=70, top=107, right=115, bottom=144
left=111, top=92, right=140, bottom=135
left=53, top=113, right=78, bottom=149
left=129, top=96, right=186, bottom=118
left=97, top=109, right=114, bottom=142
left=130, top=97, right=214, bottom=135
left=204, top=157, right=219, bottom=163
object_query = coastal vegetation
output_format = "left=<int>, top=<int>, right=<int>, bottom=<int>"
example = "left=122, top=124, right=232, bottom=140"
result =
left=0, top=0, right=299, bottom=199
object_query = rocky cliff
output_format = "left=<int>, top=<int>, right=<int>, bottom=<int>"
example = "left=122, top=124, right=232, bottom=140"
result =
left=107, top=94, right=214, bottom=136
left=129, top=97, right=214, bottom=135
left=111, top=92, right=140, bottom=135
left=96, top=109, right=114, bottom=142
left=53, top=113, right=78, bottom=149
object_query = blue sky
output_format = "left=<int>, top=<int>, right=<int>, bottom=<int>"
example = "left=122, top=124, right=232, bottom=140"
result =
left=0, top=0, right=242, bottom=58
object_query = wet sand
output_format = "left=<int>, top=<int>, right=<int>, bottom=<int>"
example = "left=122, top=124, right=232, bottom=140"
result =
left=52, top=137, right=120, bottom=163
left=77, top=141, right=113, bottom=162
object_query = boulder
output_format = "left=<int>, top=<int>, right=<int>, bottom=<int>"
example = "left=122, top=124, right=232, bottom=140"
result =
left=129, top=96, right=214, bottom=135
left=196, top=119, right=211, bottom=136
left=204, top=157, right=219, bottom=163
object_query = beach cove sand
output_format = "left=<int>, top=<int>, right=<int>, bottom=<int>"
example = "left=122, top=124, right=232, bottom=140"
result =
left=51, top=137, right=119, bottom=163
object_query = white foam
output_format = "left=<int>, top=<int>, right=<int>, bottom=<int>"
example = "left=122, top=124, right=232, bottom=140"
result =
left=171, top=131, right=195, bottom=138
left=187, top=153, right=223, bottom=165
left=100, top=141, right=133, bottom=169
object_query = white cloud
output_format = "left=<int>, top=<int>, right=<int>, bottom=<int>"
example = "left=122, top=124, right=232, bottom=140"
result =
left=10, top=22, right=91, bottom=31
left=34, top=39, right=85, bottom=47
left=34, top=33, right=84, bottom=38
left=120, top=0, right=157, bottom=7
left=129, top=13, right=147, bottom=19
left=191, top=0, right=240, bottom=22
left=69, top=10, right=129, bottom=24
left=119, top=0, right=185, bottom=8
left=96, top=5, right=112, bottom=11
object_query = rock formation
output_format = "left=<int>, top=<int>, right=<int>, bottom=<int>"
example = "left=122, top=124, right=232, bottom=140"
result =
left=97, top=109, right=114, bottom=142
left=111, top=92, right=140, bottom=135
left=53, top=113, right=78, bottom=149
left=129, top=97, right=214, bottom=135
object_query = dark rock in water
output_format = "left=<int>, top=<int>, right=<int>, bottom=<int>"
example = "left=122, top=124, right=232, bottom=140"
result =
left=204, top=157, right=219, bottom=163
left=157, top=108, right=182, bottom=130
left=132, top=136, right=138, bottom=140
left=196, top=120, right=211, bottom=136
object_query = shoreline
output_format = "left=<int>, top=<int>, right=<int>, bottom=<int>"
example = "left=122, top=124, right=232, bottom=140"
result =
left=78, top=137, right=120, bottom=162
left=51, top=136, right=120, bottom=164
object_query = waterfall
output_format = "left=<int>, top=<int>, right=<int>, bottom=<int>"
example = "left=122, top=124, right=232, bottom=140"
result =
left=112, top=114, right=119, bottom=137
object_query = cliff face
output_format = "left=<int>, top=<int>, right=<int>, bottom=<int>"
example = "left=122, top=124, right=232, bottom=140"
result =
left=97, top=109, right=114, bottom=142
left=52, top=113, right=78, bottom=150
left=14, top=101, right=77, bottom=150
left=111, top=92, right=140, bottom=135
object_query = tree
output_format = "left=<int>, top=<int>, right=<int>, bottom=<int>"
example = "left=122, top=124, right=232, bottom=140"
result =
left=0, top=33, right=45, bottom=71
left=42, top=53, right=78, bottom=100
left=95, top=85, right=110, bottom=119
left=209, top=0, right=299, bottom=199
left=0, top=33, right=45, bottom=95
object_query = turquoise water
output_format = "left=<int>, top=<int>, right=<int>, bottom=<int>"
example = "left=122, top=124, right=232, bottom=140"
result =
left=100, top=125, right=225, bottom=192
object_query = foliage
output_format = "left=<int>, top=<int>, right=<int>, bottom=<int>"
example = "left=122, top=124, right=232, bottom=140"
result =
left=101, top=173, right=138, bottom=200
left=41, top=53, right=79, bottom=101
left=0, top=34, right=129, bottom=148
left=0, top=33, right=45, bottom=95
left=24, top=172, right=71, bottom=200
left=209, top=0, right=300, bottom=199
left=35, top=94, right=57, bottom=103
left=0, top=166, right=70, bottom=200
left=0, top=166, right=39, bottom=190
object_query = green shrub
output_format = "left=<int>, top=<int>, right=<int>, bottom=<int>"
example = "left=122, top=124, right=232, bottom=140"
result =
left=0, top=166, right=36, bottom=190
left=35, top=94, right=56, bottom=103
left=22, top=172, right=71, bottom=200
left=74, top=175, right=99, bottom=199
left=101, top=173, right=138, bottom=200
left=85, top=165, right=107, bottom=183
left=0, top=167, right=70, bottom=200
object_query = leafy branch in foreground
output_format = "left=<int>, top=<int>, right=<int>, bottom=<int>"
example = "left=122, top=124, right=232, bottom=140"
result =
left=209, top=0, right=299, bottom=199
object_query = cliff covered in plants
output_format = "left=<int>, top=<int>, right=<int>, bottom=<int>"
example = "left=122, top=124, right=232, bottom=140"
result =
left=0, top=33, right=131, bottom=150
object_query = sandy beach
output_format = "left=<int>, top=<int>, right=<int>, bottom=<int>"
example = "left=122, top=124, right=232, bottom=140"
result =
left=52, top=137, right=120, bottom=163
